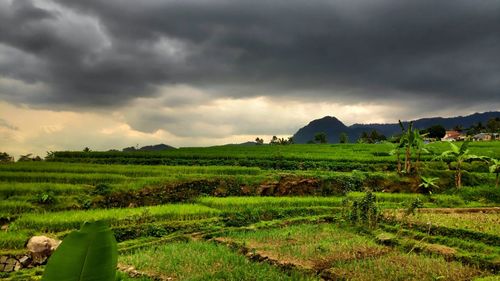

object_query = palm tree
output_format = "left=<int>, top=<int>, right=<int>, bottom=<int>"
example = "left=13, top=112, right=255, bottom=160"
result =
left=18, top=153, right=33, bottom=162
left=435, top=141, right=482, bottom=188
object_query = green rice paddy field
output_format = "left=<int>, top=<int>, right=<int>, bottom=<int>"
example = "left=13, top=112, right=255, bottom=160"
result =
left=0, top=142, right=499, bottom=280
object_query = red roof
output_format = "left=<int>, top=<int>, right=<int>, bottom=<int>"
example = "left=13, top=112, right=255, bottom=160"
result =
left=443, top=131, right=463, bottom=139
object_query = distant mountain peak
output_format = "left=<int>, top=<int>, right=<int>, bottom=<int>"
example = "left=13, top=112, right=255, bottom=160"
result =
left=306, top=116, right=347, bottom=129
left=293, top=116, right=348, bottom=143
left=122, top=143, right=176, bottom=152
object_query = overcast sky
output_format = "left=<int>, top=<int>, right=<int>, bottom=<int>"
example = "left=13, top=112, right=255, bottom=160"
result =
left=1, top=0, right=499, bottom=156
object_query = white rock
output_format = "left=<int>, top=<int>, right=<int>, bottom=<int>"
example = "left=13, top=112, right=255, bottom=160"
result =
left=26, top=236, right=61, bottom=264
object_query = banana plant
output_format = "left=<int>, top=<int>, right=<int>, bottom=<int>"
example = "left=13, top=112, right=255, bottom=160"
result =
left=488, top=158, right=500, bottom=188
left=435, top=141, right=482, bottom=188
left=419, top=176, right=439, bottom=194
left=389, top=140, right=406, bottom=175
left=42, top=220, right=117, bottom=281
left=398, top=120, right=417, bottom=174
left=412, top=130, right=429, bottom=174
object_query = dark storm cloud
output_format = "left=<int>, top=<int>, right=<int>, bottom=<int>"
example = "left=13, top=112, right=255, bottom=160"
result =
left=0, top=0, right=499, bottom=108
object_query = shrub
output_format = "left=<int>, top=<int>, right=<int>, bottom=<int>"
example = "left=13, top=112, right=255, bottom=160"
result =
left=451, top=185, right=500, bottom=204
left=92, top=183, right=112, bottom=196
left=33, top=192, right=56, bottom=205
left=347, top=192, right=379, bottom=229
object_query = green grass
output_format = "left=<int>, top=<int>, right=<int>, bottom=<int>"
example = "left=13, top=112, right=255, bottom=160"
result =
left=449, top=185, right=500, bottom=204
left=0, top=142, right=498, bottom=280
left=199, top=192, right=474, bottom=213
left=48, top=142, right=500, bottom=166
left=223, top=224, right=387, bottom=269
left=0, top=162, right=262, bottom=176
left=473, top=276, right=500, bottom=281
left=0, top=230, right=33, bottom=249
left=378, top=223, right=500, bottom=259
left=402, top=212, right=500, bottom=236
left=0, top=200, right=36, bottom=214
left=347, top=192, right=468, bottom=208
left=198, top=196, right=345, bottom=210
left=325, top=252, right=485, bottom=281
left=119, top=241, right=318, bottom=280
left=0, top=183, right=87, bottom=198
left=0, top=267, right=44, bottom=281
left=12, top=204, right=220, bottom=232
left=0, top=171, right=128, bottom=184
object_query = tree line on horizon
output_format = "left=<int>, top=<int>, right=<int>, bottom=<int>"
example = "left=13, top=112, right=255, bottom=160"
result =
left=1, top=118, right=499, bottom=162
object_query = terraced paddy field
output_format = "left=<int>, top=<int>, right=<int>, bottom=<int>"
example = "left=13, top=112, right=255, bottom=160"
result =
left=0, top=142, right=499, bottom=280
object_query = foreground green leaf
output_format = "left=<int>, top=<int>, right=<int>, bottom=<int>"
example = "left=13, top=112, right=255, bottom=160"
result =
left=42, top=220, right=117, bottom=281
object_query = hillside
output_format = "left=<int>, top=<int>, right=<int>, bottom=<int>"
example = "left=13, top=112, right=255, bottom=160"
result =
left=122, top=143, right=176, bottom=152
left=293, top=111, right=500, bottom=143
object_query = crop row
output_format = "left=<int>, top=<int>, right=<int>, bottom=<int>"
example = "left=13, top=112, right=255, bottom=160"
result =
left=0, top=183, right=87, bottom=199
left=47, top=142, right=500, bottom=163
left=0, top=171, right=129, bottom=184
left=0, top=162, right=262, bottom=176
left=11, top=204, right=220, bottom=232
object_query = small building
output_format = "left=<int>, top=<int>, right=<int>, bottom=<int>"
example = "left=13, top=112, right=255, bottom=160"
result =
left=473, top=133, right=492, bottom=141
left=441, top=130, right=466, bottom=141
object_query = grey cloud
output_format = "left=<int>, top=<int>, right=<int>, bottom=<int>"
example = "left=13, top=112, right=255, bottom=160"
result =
left=0, top=0, right=499, bottom=111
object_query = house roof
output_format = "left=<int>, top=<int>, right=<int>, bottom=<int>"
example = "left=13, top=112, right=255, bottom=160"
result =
left=473, top=133, right=490, bottom=138
left=444, top=131, right=464, bottom=138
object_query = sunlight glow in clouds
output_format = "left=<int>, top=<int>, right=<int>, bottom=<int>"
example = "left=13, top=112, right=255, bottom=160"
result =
left=1, top=96, right=399, bottom=157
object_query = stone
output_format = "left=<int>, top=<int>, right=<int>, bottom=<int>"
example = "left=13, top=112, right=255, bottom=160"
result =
left=26, top=236, right=61, bottom=264
left=3, top=258, right=16, bottom=272
left=19, top=255, right=31, bottom=266
left=14, top=261, right=21, bottom=271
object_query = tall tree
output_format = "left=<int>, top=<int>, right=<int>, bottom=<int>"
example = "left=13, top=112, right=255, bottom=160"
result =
left=314, top=132, right=328, bottom=144
left=18, top=153, right=34, bottom=162
left=427, top=124, right=446, bottom=139
left=0, top=152, right=14, bottom=163
left=270, top=136, right=279, bottom=145
left=486, top=117, right=500, bottom=133
left=339, top=132, right=349, bottom=143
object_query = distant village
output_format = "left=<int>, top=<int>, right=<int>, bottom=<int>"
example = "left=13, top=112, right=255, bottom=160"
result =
left=441, top=131, right=499, bottom=142
left=439, top=118, right=500, bottom=142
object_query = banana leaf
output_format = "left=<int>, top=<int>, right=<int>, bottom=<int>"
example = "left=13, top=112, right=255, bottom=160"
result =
left=42, top=220, right=117, bottom=281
